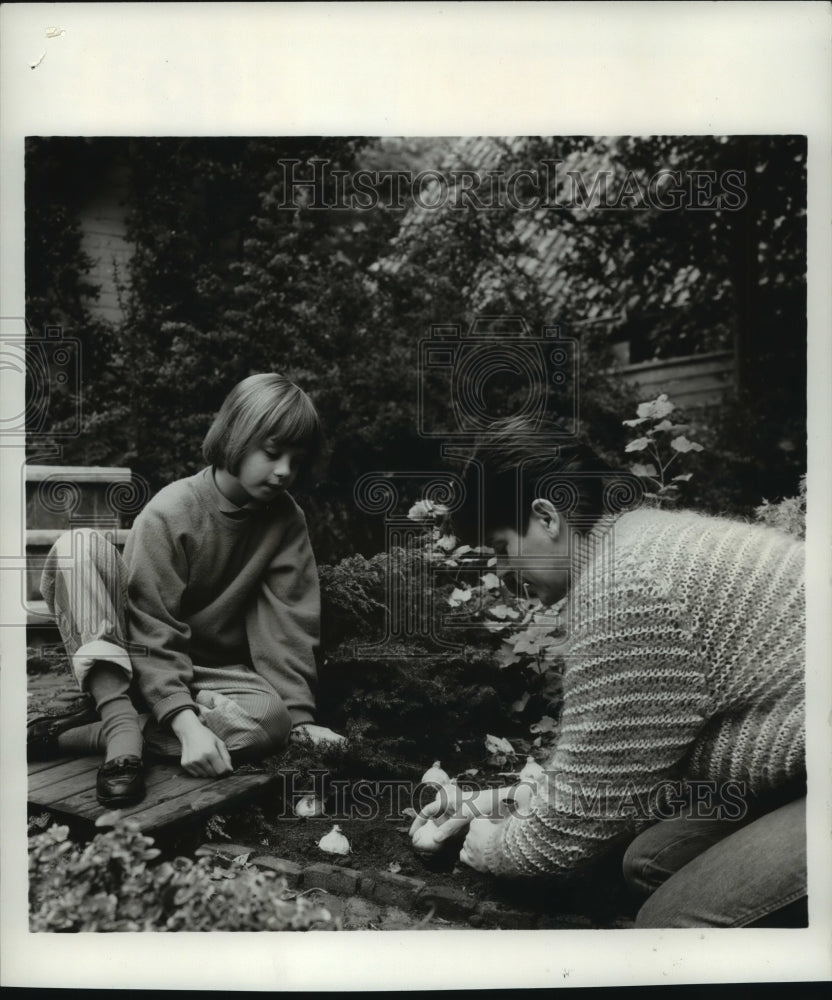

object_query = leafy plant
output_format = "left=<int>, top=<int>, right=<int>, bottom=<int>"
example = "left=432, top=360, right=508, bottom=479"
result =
left=406, top=500, right=566, bottom=759
left=29, top=819, right=337, bottom=932
left=754, top=474, right=806, bottom=539
left=622, top=394, right=704, bottom=506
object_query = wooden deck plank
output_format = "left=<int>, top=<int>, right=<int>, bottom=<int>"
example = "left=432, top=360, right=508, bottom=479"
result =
left=32, top=761, right=212, bottom=818
left=28, top=756, right=83, bottom=775
left=28, top=756, right=101, bottom=792
left=123, top=774, right=275, bottom=834
left=28, top=757, right=276, bottom=835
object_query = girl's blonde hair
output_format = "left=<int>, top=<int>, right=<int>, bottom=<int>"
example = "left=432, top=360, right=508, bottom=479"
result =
left=202, top=373, right=324, bottom=480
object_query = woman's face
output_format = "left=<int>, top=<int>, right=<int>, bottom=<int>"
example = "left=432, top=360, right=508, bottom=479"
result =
left=490, top=505, right=570, bottom=606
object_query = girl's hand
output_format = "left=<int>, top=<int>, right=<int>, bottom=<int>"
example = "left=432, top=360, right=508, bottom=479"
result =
left=459, top=816, right=505, bottom=873
left=171, top=710, right=234, bottom=777
left=290, top=723, right=347, bottom=747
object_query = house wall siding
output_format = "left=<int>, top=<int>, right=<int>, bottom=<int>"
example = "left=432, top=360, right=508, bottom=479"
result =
left=615, top=350, right=734, bottom=409
left=78, top=162, right=132, bottom=324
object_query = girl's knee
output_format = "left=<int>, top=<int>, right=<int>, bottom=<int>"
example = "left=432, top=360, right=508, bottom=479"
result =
left=52, top=527, right=107, bottom=558
left=254, top=695, right=292, bottom=753
left=197, top=689, right=292, bottom=759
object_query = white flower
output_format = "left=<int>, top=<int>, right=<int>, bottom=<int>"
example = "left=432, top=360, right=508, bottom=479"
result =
left=636, top=394, right=675, bottom=420
left=447, top=586, right=473, bottom=607
left=435, top=533, right=458, bottom=552
left=408, top=499, right=448, bottom=521
left=485, top=734, right=514, bottom=755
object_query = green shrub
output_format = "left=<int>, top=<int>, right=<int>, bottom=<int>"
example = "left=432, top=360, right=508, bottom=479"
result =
left=29, top=819, right=337, bottom=932
left=318, top=551, right=389, bottom=648
left=754, top=474, right=806, bottom=539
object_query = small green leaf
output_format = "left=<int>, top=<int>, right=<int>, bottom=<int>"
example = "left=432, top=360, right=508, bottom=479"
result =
left=490, top=603, right=520, bottom=620
left=670, top=435, right=704, bottom=453
left=530, top=715, right=558, bottom=735
left=485, top=734, right=515, bottom=755
left=636, top=394, right=675, bottom=419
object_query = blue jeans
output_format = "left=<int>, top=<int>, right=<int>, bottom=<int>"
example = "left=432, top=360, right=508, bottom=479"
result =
left=622, top=796, right=807, bottom=927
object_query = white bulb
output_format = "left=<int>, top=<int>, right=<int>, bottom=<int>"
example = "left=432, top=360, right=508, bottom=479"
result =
left=318, top=824, right=350, bottom=855
left=294, top=794, right=324, bottom=818
left=421, top=760, right=451, bottom=784
left=519, top=755, right=545, bottom=784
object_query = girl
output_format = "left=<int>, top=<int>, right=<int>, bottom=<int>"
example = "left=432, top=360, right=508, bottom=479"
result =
left=29, top=373, right=343, bottom=808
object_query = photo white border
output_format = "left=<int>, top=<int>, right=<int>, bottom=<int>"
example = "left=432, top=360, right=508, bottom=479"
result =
left=2, top=1, right=830, bottom=990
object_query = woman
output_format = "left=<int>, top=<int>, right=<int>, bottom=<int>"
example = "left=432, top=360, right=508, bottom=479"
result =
left=410, top=418, right=806, bottom=927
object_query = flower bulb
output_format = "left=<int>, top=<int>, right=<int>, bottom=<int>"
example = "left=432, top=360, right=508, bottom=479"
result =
left=421, top=760, right=451, bottom=784
left=519, top=755, right=545, bottom=784
left=318, top=824, right=350, bottom=855
left=294, top=794, right=324, bottom=818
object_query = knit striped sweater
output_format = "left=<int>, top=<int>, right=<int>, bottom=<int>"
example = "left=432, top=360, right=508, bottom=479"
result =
left=483, top=508, right=805, bottom=877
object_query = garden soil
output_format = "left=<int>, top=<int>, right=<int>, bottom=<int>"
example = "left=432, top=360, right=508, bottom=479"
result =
left=27, top=654, right=638, bottom=930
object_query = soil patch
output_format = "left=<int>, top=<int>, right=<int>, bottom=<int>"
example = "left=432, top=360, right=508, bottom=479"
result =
left=26, top=652, right=638, bottom=929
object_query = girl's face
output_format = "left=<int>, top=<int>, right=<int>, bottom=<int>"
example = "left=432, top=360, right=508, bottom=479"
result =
left=234, top=442, right=305, bottom=503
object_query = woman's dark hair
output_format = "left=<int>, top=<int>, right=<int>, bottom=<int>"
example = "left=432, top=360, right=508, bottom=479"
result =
left=453, top=415, right=616, bottom=544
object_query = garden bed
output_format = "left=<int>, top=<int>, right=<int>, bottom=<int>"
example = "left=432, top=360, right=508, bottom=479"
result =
left=26, top=647, right=637, bottom=931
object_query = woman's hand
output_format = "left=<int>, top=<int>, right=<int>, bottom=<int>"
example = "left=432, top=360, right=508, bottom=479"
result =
left=171, top=709, right=234, bottom=777
left=290, top=723, right=347, bottom=747
left=409, top=785, right=515, bottom=848
left=458, top=816, right=506, bottom=873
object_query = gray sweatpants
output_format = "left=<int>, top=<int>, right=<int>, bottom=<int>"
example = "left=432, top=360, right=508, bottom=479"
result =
left=40, top=527, right=291, bottom=760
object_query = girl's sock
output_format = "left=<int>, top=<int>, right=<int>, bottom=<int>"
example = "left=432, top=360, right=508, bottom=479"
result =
left=56, top=660, right=144, bottom=761
left=57, top=720, right=107, bottom=756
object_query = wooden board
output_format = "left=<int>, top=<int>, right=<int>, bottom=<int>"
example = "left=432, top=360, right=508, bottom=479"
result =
left=28, top=756, right=276, bottom=836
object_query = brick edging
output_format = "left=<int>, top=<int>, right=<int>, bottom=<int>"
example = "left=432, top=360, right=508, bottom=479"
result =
left=195, top=842, right=632, bottom=929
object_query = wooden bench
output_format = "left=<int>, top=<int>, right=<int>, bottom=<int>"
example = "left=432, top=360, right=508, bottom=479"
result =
left=26, top=465, right=135, bottom=639
left=28, top=756, right=277, bottom=836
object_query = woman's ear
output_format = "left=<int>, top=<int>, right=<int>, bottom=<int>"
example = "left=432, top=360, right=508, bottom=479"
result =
left=530, top=498, right=561, bottom=538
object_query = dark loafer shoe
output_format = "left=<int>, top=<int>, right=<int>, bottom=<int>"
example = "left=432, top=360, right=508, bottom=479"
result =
left=97, top=755, right=145, bottom=808
left=27, top=704, right=98, bottom=762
